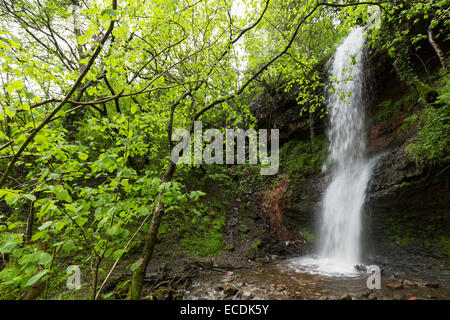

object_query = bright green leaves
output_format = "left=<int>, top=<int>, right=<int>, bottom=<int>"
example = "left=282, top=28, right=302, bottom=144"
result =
left=77, top=35, right=87, bottom=46
left=0, top=233, right=51, bottom=290
left=38, top=221, right=53, bottom=231
left=65, top=203, right=79, bottom=212
left=113, top=22, right=130, bottom=40
left=37, top=200, right=56, bottom=218
left=9, top=38, right=20, bottom=50
left=5, top=80, right=25, bottom=101
left=49, top=185, right=73, bottom=203
left=0, top=241, right=19, bottom=253
left=38, top=252, right=52, bottom=265
left=130, top=104, right=138, bottom=115
left=24, top=270, right=48, bottom=288
left=113, top=249, right=124, bottom=260
left=92, top=153, right=118, bottom=174
left=11, top=80, right=24, bottom=91
left=189, top=190, right=206, bottom=201
left=62, top=239, right=75, bottom=252
left=106, top=225, right=120, bottom=236
left=84, top=27, right=94, bottom=40
left=3, top=105, right=16, bottom=118
left=370, top=0, right=449, bottom=85
left=0, top=189, right=30, bottom=206
left=101, top=8, right=117, bottom=19
left=78, top=153, right=88, bottom=161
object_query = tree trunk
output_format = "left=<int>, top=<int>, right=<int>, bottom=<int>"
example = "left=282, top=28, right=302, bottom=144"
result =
left=20, top=281, right=45, bottom=300
left=428, top=19, right=449, bottom=74
left=23, top=199, right=34, bottom=245
left=127, top=162, right=176, bottom=299
left=309, top=113, right=315, bottom=152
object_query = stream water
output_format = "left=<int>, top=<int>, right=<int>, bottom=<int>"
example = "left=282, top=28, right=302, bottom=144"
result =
left=185, top=259, right=450, bottom=300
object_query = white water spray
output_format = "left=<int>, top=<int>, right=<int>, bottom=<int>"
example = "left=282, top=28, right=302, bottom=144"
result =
left=290, top=28, right=376, bottom=276
left=317, top=27, right=371, bottom=270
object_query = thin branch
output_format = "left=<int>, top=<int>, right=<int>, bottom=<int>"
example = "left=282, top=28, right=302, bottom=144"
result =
left=0, top=0, right=118, bottom=188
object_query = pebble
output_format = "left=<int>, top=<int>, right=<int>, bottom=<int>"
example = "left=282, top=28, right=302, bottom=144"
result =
left=402, top=279, right=416, bottom=288
left=387, top=282, right=403, bottom=289
left=340, top=293, right=352, bottom=300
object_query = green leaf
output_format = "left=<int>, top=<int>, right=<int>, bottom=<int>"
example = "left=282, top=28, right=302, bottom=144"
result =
left=77, top=36, right=86, bottom=46
left=103, top=291, right=115, bottom=299
left=106, top=225, right=119, bottom=236
left=4, top=106, right=16, bottom=118
left=101, top=8, right=117, bottom=18
left=55, top=190, right=72, bottom=203
left=12, top=80, right=24, bottom=90
left=113, top=249, right=124, bottom=260
left=0, top=241, right=18, bottom=253
left=78, top=153, right=88, bottom=161
left=25, top=270, right=48, bottom=287
left=38, top=221, right=53, bottom=230
left=23, top=194, right=36, bottom=201
left=38, top=252, right=52, bottom=265
left=130, top=262, right=140, bottom=271
left=9, top=39, right=20, bottom=49
left=25, top=92, right=36, bottom=100
left=62, top=239, right=75, bottom=252
left=85, top=28, right=94, bottom=39
left=64, top=203, right=77, bottom=212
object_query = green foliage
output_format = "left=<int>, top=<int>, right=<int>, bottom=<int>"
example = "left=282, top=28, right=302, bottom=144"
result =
left=301, top=229, right=315, bottom=244
left=407, top=79, right=450, bottom=166
left=279, top=137, right=326, bottom=179
left=436, top=76, right=450, bottom=106
left=179, top=208, right=226, bottom=257
left=251, top=239, right=261, bottom=250
left=441, top=236, right=450, bottom=258
left=408, top=106, right=449, bottom=166
left=0, top=164, right=202, bottom=297
left=370, top=91, right=418, bottom=126
left=368, top=0, right=450, bottom=87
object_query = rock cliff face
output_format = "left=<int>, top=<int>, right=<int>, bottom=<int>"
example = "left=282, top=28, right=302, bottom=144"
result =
left=365, top=137, right=450, bottom=281
left=250, top=45, right=450, bottom=282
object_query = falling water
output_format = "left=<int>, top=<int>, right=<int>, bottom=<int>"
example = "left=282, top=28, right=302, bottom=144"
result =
left=290, top=28, right=376, bottom=276
left=318, top=27, right=371, bottom=271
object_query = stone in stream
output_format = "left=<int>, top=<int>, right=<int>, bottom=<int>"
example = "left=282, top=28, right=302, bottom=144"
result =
left=367, top=293, right=378, bottom=300
left=387, top=281, right=403, bottom=289
left=223, top=285, right=240, bottom=297
left=241, top=291, right=253, bottom=300
left=425, top=280, right=439, bottom=288
left=354, top=264, right=367, bottom=272
left=273, top=295, right=290, bottom=300
left=340, top=293, right=352, bottom=300
left=250, top=289, right=266, bottom=298
left=225, top=277, right=235, bottom=283
left=402, top=279, right=417, bottom=288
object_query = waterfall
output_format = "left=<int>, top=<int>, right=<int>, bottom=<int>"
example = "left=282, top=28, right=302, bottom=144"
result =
left=290, top=28, right=376, bottom=276
left=317, top=27, right=374, bottom=273
left=319, top=28, right=371, bottom=270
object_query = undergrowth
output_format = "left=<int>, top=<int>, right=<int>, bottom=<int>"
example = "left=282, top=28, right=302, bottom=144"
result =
left=406, top=77, right=450, bottom=167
